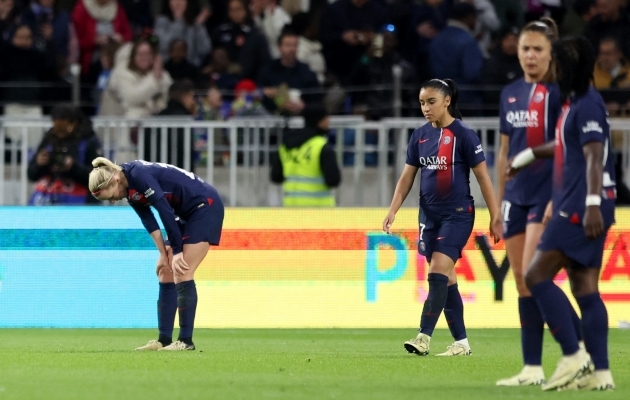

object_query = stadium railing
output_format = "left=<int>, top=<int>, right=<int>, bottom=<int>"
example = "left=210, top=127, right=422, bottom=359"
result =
left=2, top=116, right=630, bottom=206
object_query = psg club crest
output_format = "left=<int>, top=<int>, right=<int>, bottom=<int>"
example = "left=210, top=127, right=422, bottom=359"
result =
left=533, top=92, right=544, bottom=103
left=419, top=241, right=426, bottom=252
left=131, top=192, right=142, bottom=201
left=443, top=136, right=451, bottom=145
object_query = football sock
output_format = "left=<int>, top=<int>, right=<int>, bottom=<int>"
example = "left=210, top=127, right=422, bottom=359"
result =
left=530, top=280, right=580, bottom=355
left=576, top=292, right=609, bottom=370
left=569, top=304, right=583, bottom=342
left=176, top=280, right=197, bottom=345
left=157, top=282, right=177, bottom=346
left=419, top=273, right=449, bottom=337
left=518, top=296, right=544, bottom=365
left=444, top=283, right=467, bottom=341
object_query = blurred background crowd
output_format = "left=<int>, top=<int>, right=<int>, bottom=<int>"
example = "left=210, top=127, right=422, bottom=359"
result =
left=0, top=0, right=628, bottom=122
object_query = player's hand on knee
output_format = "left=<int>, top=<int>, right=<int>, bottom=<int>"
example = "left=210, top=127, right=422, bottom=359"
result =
left=583, top=206, right=604, bottom=239
left=171, top=252, right=190, bottom=276
left=156, top=252, right=170, bottom=276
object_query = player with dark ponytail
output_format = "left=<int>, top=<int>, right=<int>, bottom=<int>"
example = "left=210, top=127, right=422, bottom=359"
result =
left=383, top=78, right=502, bottom=357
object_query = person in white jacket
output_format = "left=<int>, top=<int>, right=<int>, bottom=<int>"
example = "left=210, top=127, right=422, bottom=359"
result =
left=103, top=39, right=173, bottom=118
left=290, top=12, right=326, bottom=84
left=251, top=0, right=291, bottom=58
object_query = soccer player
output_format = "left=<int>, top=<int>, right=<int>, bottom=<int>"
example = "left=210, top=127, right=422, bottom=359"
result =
left=496, top=18, right=583, bottom=387
left=89, top=157, right=224, bottom=351
left=383, top=78, right=502, bottom=356
left=508, top=37, right=616, bottom=391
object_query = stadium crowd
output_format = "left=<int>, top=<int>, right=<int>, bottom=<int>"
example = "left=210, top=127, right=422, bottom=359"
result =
left=0, top=0, right=628, bottom=119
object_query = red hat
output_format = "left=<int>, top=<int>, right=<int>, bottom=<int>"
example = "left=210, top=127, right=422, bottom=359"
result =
left=234, top=79, right=257, bottom=93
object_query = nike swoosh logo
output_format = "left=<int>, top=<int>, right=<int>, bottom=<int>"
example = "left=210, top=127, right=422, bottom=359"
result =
left=437, top=237, right=445, bottom=240
left=419, top=138, right=430, bottom=143
left=182, top=236, right=191, bottom=240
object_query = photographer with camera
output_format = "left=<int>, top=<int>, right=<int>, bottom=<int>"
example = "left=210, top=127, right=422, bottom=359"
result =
left=27, top=105, right=104, bottom=205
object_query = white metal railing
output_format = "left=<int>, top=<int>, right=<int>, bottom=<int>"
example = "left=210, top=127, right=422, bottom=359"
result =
left=2, top=116, right=630, bottom=206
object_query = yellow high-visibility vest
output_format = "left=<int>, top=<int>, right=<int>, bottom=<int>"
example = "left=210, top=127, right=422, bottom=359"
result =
left=279, top=135, right=335, bottom=207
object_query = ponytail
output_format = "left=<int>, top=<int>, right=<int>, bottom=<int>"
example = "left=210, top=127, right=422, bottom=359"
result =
left=443, top=78, right=462, bottom=120
left=89, top=157, right=122, bottom=194
left=420, top=78, right=463, bottom=120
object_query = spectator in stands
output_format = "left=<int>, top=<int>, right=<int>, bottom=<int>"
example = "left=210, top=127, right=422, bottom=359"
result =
left=593, top=36, right=630, bottom=91
left=257, top=30, right=320, bottom=115
left=429, top=1, right=483, bottom=115
left=319, top=0, right=388, bottom=85
left=72, top=0, right=132, bottom=78
left=270, top=103, right=341, bottom=206
left=27, top=104, right=103, bottom=205
left=102, top=38, right=172, bottom=117
left=199, top=47, right=240, bottom=95
left=251, top=0, right=291, bottom=59
left=0, top=0, right=21, bottom=42
left=481, top=26, right=522, bottom=114
left=143, top=79, right=197, bottom=171
left=461, top=0, right=500, bottom=59
left=408, top=0, right=451, bottom=82
left=154, top=0, right=211, bottom=67
left=492, top=0, right=523, bottom=30
left=118, top=0, right=152, bottom=36
left=348, top=24, right=415, bottom=120
left=289, top=12, right=325, bottom=84
left=89, top=40, right=121, bottom=112
left=212, top=0, right=271, bottom=80
left=584, top=0, right=630, bottom=59
left=230, top=78, right=268, bottom=116
left=21, top=0, right=79, bottom=73
left=164, top=39, right=200, bottom=83
left=0, top=24, right=58, bottom=111
left=561, top=0, right=597, bottom=37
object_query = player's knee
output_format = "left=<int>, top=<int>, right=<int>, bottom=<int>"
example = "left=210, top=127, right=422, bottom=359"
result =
left=157, top=266, right=174, bottom=283
left=524, top=268, right=541, bottom=290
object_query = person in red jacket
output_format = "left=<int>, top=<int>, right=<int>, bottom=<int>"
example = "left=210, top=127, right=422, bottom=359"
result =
left=71, top=0, right=132, bottom=78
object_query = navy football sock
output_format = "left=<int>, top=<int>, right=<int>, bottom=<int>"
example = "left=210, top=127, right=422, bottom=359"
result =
left=443, top=284, right=467, bottom=341
left=157, top=282, right=177, bottom=346
left=576, top=292, right=609, bottom=370
left=530, top=280, right=580, bottom=355
left=569, top=304, right=583, bottom=342
left=419, top=273, right=449, bottom=337
left=176, top=280, right=198, bottom=345
left=518, top=296, right=544, bottom=365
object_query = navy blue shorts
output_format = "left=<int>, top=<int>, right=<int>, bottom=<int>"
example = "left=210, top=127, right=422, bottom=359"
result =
left=538, top=215, right=608, bottom=268
left=168, top=196, right=225, bottom=247
left=501, top=200, right=547, bottom=239
left=418, top=207, right=474, bottom=264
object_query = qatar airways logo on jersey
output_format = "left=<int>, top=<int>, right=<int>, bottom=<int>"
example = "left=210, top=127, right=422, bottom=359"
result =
left=418, top=156, right=449, bottom=170
left=506, top=110, right=539, bottom=128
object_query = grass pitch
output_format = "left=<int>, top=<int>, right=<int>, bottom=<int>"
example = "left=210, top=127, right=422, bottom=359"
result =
left=0, top=328, right=627, bottom=400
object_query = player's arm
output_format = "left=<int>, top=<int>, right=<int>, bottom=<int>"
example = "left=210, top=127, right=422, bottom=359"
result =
left=583, top=141, right=605, bottom=239
left=472, top=161, right=503, bottom=242
left=383, top=164, right=418, bottom=233
left=129, top=203, right=168, bottom=255
left=497, top=134, right=509, bottom=204
left=507, top=141, right=555, bottom=178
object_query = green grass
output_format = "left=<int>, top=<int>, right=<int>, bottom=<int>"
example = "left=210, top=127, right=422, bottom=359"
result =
left=0, top=329, right=627, bottom=400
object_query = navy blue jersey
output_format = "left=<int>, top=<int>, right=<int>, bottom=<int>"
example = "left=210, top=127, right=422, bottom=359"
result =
left=500, top=79, right=561, bottom=205
left=122, top=160, right=221, bottom=254
left=553, top=87, right=616, bottom=223
left=406, top=119, right=486, bottom=210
